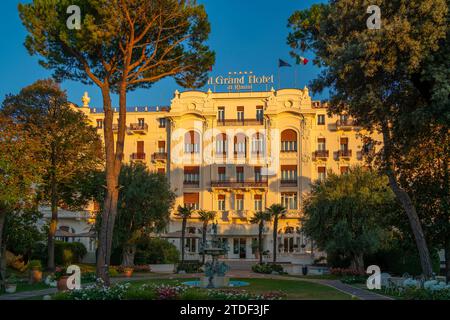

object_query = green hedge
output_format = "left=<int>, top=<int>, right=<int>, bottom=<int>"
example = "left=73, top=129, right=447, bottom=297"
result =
left=176, top=261, right=202, bottom=273
left=252, top=263, right=286, bottom=274
left=134, top=238, right=179, bottom=265
left=54, top=241, right=87, bottom=265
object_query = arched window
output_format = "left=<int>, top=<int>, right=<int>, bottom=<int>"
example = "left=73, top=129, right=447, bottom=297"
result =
left=215, top=133, right=228, bottom=155
left=251, top=132, right=265, bottom=154
left=234, top=133, right=247, bottom=156
left=281, top=129, right=297, bottom=152
left=184, top=131, right=200, bottom=154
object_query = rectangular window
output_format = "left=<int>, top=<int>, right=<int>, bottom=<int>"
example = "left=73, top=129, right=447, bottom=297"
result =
left=237, top=106, right=244, bottom=121
left=254, top=194, right=263, bottom=211
left=218, top=194, right=226, bottom=211
left=252, top=133, right=265, bottom=154
left=236, top=194, right=244, bottom=211
left=159, top=118, right=166, bottom=128
left=184, top=166, right=200, bottom=184
left=186, top=238, right=197, bottom=253
left=281, top=165, right=297, bottom=181
left=218, top=107, right=225, bottom=122
left=254, top=167, right=262, bottom=182
left=340, top=166, right=349, bottom=174
left=256, top=106, right=264, bottom=122
left=317, top=114, right=325, bottom=125
left=158, top=141, right=166, bottom=153
left=281, top=193, right=298, bottom=210
left=183, top=193, right=199, bottom=210
left=96, top=119, right=103, bottom=129
left=236, top=167, right=244, bottom=182
left=216, top=138, right=227, bottom=155
left=138, top=118, right=145, bottom=126
left=318, top=138, right=326, bottom=151
left=340, top=137, right=349, bottom=151
left=318, top=167, right=326, bottom=181
left=218, top=167, right=226, bottom=181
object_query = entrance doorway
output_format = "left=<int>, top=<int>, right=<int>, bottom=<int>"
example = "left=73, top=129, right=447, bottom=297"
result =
left=233, top=238, right=247, bottom=259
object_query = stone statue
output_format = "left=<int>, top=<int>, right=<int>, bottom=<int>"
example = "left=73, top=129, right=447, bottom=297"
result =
left=82, top=92, right=91, bottom=107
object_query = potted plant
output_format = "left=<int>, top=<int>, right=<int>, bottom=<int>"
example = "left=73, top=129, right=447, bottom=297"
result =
left=54, top=267, right=69, bottom=292
left=5, top=275, right=18, bottom=293
left=122, top=266, right=134, bottom=278
left=28, top=260, right=43, bottom=284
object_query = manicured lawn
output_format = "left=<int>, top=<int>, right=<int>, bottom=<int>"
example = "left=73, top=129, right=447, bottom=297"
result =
left=127, top=277, right=353, bottom=300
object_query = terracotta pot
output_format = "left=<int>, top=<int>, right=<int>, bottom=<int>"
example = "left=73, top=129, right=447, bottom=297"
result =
left=32, top=269, right=43, bottom=283
left=123, top=268, right=134, bottom=278
left=57, top=276, right=69, bottom=291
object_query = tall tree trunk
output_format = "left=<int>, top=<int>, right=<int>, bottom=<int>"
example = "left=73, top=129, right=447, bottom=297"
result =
left=96, top=85, right=118, bottom=286
left=350, top=253, right=365, bottom=274
left=121, top=244, right=136, bottom=267
left=181, top=218, right=186, bottom=265
left=381, top=124, right=433, bottom=278
left=0, top=210, right=6, bottom=292
left=273, top=216, right=278, bottom=263
left=47, top=163, right=58, bottom=271
left=201, top=222, right=207, bottom=265
left=259, top=223, right=263, bottom=264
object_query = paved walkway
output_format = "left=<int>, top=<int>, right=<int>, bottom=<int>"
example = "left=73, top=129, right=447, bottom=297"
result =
left=0, top=271, right=393, bottom=301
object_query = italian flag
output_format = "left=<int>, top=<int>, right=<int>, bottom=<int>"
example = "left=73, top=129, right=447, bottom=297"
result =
left=297, top=56, right=309, bottom=65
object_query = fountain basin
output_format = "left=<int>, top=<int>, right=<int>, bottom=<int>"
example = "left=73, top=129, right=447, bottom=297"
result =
left=183, top=280, right=249, bottom=288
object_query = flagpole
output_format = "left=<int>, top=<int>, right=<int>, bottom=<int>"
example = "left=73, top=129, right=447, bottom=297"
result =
left=294, top=64, right=297, bottom=88
left=278, top=66, right=280, bottom=89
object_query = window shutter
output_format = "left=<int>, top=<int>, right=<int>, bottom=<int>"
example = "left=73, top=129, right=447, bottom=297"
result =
left=218, top=167, right=226, bottom=174
left=281, top=129, right=297, bottom=141
left=184, top=193, right=199, bottom=203
left=184, top=166, right=199, bottom=174
left=158, top=141, right=166, bottom=148
left=318, top=167, right=326, bottom=173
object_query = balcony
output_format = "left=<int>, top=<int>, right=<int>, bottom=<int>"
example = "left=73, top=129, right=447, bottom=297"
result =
left=312, top=150, right=329, bottom=160
left=152, top=152, right=167, bottom=162
left=211, top=180, right=268, bottom=189
left=336, top=119, right=355, bottom=130
left=217, top=119, right=264, bottom=126
left=130, top=153, right=146, bottom=162
left=280, top=180, right=298, bottom=187
left=183, top=180, right=200, bottom=188
left=129, top=123, right=148, bottom=134
left=337, top=149, right=352, bottom=159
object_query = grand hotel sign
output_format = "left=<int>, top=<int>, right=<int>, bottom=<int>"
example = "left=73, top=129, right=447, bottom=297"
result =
left=208, top=71, right=274, bottom=91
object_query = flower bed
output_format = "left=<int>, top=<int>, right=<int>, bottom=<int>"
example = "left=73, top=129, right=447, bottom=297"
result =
left=53, top=281, right=286, bottom=300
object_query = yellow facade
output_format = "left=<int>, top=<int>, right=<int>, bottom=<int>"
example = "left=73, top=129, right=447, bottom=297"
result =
left=79, top=88, right=380, bottom=262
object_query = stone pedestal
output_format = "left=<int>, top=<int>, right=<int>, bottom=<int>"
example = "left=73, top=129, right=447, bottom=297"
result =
left=200, top=276, right=230, bottom=288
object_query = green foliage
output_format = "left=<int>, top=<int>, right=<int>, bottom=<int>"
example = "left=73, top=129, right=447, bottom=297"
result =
left=93, top=164, right=175, bottom=254
left=27, top=260, right=42, bottom=271
left=402, top=287, right=450, bottom=300
left=365, top=241, right=441, bottom=276
left=303, top=167, right=398, bottom=270
left=252, top=263, right=286, bottom=275
left=54, top=241, right=87, bottom=266
left=134, top=238, right=179, bottom=265
left=3, top=208, right=45, bottom=259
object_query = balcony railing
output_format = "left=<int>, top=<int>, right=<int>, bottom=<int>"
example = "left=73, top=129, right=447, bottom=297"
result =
left=211, top=180, right=268, bottom=188
left=131, top=153, right=146, bottom=161
left=313, top=150, right=329, bottom=160
left=152, top=152, right=167, bottom=161
left=337, top=149, right=352, bottom=158
left=217, top=119, right=264, bottom=126
left=280, top=180, right=298, bottom=187
left=129, top=123, right=148, bottom=133
left=183, top=180, right=200, bottom=187
left=336, top=119, right=355, bottom=130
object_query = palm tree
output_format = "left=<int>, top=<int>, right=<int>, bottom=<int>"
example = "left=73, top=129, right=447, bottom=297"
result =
left=175, top=205, right=194, bottom=266
left=266, top=204, right=287, bottom=263
left=250, top=211, right=272, bottom=264
left=198, top=210, right=217, bottom=264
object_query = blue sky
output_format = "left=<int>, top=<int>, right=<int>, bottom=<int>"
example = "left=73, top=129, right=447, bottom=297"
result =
left=0, top=0, right=327, bottom=108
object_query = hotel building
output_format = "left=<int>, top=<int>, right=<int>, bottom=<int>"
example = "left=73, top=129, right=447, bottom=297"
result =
left=76, top=87, right=380, bottom=264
